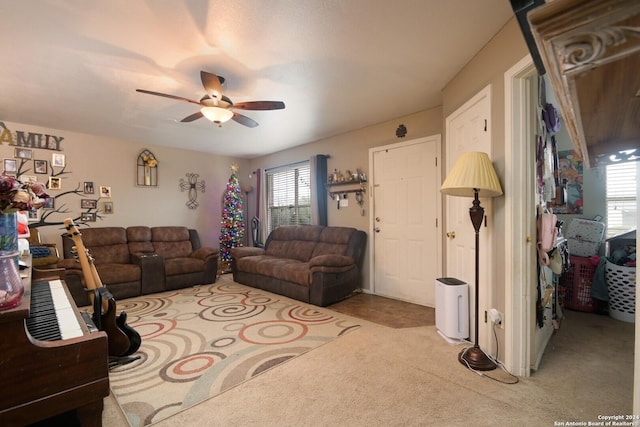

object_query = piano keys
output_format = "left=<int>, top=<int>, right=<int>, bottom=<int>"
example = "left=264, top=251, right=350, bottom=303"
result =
left=0, top=270, right=109, bottom=427
left=27, top=279, right=84, bottom=341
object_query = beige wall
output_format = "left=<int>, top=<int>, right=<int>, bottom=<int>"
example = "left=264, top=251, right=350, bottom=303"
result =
left=441, top=17, right=528, bottom=347
left=248, top=107, right=443, bottom=291
left=1, top=121, right=249, bottom=251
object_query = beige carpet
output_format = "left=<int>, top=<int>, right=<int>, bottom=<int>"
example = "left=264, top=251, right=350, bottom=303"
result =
left=102, top=287, right=634, bottom=426
left=108, top=277, right=360, bottom=426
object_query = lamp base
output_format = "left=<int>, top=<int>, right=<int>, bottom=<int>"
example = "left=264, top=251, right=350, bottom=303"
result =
left=458, top=345, right=497, bottom=371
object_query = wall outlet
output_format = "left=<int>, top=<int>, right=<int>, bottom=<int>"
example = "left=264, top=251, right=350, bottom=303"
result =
left=489, top=308, right=503, bottom=328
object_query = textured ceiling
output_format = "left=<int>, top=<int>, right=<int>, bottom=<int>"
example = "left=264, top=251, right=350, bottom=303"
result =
left=0, top=0, right=514, bottom=158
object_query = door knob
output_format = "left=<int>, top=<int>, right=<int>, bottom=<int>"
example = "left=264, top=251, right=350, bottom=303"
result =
left=446, top=231, right=456, bottom=239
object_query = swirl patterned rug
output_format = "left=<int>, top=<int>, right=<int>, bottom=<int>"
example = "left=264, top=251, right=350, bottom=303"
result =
left=109, top=276, right=360, bottom=427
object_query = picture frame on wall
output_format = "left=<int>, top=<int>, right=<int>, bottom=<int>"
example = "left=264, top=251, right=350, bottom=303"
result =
left=81, top=199, right=97, bottom=209
left=43, top=197, right=55, bottom=209
left=81, top=212, right=96, bottom=222
left=3, top=158, right=17, bottom=173
left=14, top=148, right=32, bottom=159
left=34, top=160, right=48, bottom=174
left=48, top=176, right=61, bottom=190
left=83, top=181, right=94, bottom=194
left=99, top=186, right=111, bottom=198
left=27, top=208, right=39, bottom=222
left=103, top=201, right=114, bottom=214
left=51, top=153, right=65, bottom=168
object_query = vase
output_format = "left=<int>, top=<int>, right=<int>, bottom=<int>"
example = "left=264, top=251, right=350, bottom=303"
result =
left=0, top=212, right=18, bottom=254
left=0, top=250, right=24, bottom=310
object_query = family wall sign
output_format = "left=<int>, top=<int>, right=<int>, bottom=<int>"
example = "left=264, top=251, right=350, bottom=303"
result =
left=0, top=121, right=64, bottom=151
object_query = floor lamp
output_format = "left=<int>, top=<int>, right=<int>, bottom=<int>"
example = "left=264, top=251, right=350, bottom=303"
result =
left=440, top=151, right=503, bottom=371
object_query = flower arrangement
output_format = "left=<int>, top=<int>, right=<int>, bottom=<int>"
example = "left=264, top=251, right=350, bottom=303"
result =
left=0, top=173, right=50, bottom=214
left=142, top=154, right=158, bottom=168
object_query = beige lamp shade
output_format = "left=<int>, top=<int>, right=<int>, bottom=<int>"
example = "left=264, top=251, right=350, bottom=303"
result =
left=440, top=151, right=503, bottom=198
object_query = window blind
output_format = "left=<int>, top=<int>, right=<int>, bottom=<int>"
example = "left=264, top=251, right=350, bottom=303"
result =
left=266, top=162, right=311, bottom=233
left=606, top=161, right=638, bottom=237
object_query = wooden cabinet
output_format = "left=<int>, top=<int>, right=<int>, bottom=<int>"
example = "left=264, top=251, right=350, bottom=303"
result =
left=528, top=0, right=640, bottom=168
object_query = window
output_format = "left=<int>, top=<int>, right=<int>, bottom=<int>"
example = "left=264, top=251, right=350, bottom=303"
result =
left=606, top=161, right=638, bottom=238
left=266, top=161, right=311, bottom=234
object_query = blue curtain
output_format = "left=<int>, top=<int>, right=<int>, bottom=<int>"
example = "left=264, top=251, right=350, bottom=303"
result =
left=311, top=155, right=328, bottom=226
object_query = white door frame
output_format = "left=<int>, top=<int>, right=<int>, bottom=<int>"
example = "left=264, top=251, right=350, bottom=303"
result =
left=368, top=135, right=443, bottom=300
left=444, top=85, right=494, bottom=350
left=504, top=55, right=537, bottom=377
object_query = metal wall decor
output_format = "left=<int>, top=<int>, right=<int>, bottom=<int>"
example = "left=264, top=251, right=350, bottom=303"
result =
left=179, top=173, right=205, bottom=209
left=137, top=149, right=158, bottom=186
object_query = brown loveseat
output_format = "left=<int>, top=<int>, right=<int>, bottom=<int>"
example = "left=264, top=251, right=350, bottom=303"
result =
left=231, top=225, right=366, bottom=306
left=59, top=226, right=218, bottom=307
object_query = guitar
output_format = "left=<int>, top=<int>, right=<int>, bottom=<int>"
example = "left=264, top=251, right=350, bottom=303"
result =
left=64, top=218, right=141, bottom=357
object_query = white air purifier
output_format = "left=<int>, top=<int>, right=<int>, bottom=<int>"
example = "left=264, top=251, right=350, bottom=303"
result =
left=435, top=277, right=469, bottom=344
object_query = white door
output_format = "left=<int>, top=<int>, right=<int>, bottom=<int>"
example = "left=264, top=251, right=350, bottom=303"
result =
left=370, top=135, right=441, bottom=307
left=444, top=85, right=493, bottom=348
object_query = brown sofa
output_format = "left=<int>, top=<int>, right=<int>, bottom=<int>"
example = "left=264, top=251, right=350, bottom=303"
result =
left=59, top=226, right=219, bottom=307
left=231, top=225, right=366, bottom=306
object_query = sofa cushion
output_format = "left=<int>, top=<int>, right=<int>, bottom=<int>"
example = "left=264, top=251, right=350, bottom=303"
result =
left=266, top=225, right=323, bottom=261
left=96, top=263, right=141, bottom=285
left=286, top=240, right=317, bottom=262
left=311, top=227, right=354, bottom=258
left=81, top=227, right=126, bottom=246
left=265, top=240, right=290, bottom=258
left=127, top=226, right=154, bottom=254
left=79, top=227, right=130, bottom=265
left=280, top=261, right=311, bottom=285
left=164, top=257, right=205, bottom=276
left=151, top=226, right=193, bottom=259
left=235, top=255, right=271, bottom=274
left=256, top=257, right=294, bottom=277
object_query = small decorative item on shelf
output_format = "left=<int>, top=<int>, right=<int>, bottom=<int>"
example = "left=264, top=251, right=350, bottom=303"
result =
left=326, top=168, right=367, bottom=213
left=327, top=168, right=367, bottom=185
left=137, top=149, right=158, bottom=186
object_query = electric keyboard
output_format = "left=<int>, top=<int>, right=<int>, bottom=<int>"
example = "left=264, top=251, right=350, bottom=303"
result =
left=0, top=272, right=109, bottom=427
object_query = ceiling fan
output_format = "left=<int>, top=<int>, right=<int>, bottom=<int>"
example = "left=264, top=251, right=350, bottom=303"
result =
left=136, top=71, right=285, bottom=128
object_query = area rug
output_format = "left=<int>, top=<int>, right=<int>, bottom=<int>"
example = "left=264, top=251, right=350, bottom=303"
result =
left=108, top=276, right=361, bottom=427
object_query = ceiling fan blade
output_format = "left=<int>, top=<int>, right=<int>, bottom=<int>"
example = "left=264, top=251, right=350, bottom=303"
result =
left=200, top=71, right=223, bottom=103
left=136, top=89, right=202, bottom=105
left=180, top=111, right=204, bottom=122
left=232, top=112, right=259, bottom=128
left=234, top=101, right=285, bottom=110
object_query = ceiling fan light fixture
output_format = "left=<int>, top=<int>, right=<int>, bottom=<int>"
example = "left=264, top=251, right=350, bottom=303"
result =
left=200, top=106, right=234, bottom=124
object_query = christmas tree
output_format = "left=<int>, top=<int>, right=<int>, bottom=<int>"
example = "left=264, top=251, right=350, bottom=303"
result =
left=219, top=164, right=245, bottom=272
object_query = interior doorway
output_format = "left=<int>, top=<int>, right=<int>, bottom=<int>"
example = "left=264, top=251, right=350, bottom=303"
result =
left=504, top=55, right=538, bottom=377
left=369, top=135, right=442, bottom=307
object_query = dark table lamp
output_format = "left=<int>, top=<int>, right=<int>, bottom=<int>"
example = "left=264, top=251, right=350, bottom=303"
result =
left=440, top=151, right=503, bottom=371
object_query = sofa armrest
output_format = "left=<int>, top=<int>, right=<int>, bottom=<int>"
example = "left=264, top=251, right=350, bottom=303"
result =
left=131, top=252, right=166, bottom=295
left=191, top=247, right=219, bottom=261
left=309, top=254, right=354, bottom=268
left=309, top=255, right=356, bottom=275
left=231, top=247, right=265, bottom=259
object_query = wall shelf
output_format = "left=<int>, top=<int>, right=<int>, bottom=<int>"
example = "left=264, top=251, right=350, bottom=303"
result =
left=326, top=179, right=366, bottom=198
